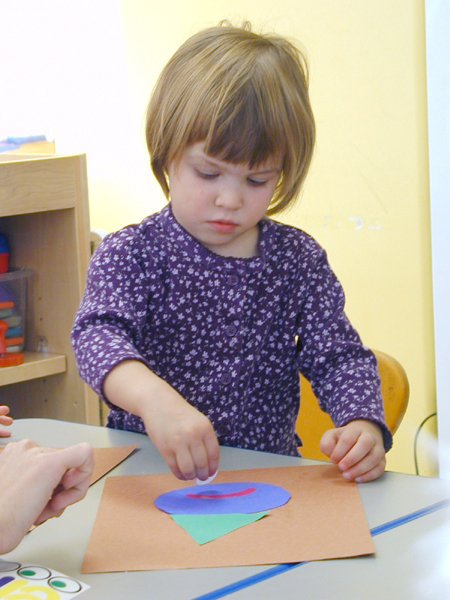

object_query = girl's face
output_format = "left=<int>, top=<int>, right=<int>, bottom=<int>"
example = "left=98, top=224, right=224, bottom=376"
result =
left=167, top=143, right=282, bottom=258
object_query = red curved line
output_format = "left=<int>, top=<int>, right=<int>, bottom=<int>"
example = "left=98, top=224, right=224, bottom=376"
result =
left=186, top=486, right=257, bottom=499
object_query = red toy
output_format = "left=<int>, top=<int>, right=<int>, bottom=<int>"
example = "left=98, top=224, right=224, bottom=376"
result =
left=0, top=233, right=9, bottom=274
left=0, top=319, right=23, bottom=367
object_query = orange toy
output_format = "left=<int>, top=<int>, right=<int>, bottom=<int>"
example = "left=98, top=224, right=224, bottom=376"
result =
left=0, top=319, right=24, bottom=367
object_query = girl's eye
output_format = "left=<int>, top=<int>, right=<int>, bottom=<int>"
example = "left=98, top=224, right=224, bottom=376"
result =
left=247, top=178, right=267, bottom=187
left=196, top=169, right=219, bottom=180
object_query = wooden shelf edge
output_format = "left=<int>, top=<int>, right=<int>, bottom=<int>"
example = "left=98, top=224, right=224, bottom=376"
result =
left=0, top=352, right=67, bottom=386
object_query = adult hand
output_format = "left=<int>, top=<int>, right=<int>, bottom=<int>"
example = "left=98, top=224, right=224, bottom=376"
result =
left=320, top=419, right=385, bottom=483
left=0, top=439, right=94, bottom=554
left=0, top=404, right=12, bottom=437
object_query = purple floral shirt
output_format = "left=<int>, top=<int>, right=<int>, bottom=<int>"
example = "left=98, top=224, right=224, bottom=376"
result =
left=71, top=205, right=392, bottom=456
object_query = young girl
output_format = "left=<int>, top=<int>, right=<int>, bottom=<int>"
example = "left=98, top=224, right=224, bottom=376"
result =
left=71, top=23, right=392, bottom=484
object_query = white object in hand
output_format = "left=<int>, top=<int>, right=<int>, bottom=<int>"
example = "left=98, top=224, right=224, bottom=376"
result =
left=195, top=470, right=218, bottom=485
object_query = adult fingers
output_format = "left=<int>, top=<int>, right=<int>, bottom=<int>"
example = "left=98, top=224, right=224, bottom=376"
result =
left=34, top=504, right=65, bottom=525
left=58, top=443, right=95, bottom=487
left=45, top=484, right=90, bottom=515
left=42, top=444, right=94, bottom=512
left=1, top=438, right=37, bottom=455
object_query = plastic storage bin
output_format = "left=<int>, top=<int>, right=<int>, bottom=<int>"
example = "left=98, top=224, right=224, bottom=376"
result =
left=0, top=268, right=32, bottom=353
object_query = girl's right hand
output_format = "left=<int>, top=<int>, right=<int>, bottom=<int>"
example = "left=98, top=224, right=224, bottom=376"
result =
left=103, top=360, right=220, bottom=481
left=142, top=394, right=220, bottom=482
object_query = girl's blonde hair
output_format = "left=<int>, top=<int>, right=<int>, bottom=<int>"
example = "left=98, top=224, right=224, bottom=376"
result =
left=146, top=23, right=315, bottom=215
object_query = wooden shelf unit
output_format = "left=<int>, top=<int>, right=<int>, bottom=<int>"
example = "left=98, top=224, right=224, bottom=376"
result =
left=0, top=153, right=100, bottom=424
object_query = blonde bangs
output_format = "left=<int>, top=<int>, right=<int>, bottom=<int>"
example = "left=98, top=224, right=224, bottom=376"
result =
left=146, top=25, right=315, bottom=213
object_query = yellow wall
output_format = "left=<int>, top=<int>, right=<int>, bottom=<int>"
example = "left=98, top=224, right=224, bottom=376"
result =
left=2, top=0, right=436, bottom=474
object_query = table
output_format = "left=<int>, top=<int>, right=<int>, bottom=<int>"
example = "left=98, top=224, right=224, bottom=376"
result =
left=2, top=419, right=450, bottom=599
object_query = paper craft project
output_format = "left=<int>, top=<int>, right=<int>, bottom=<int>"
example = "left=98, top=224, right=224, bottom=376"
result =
left=82, top=465, right=375, bottom=572
left=155, top=481, right=289, bottom=544
left=0, top=559, right=89, bottom=598
left=155, top=481, right=290, bottom=514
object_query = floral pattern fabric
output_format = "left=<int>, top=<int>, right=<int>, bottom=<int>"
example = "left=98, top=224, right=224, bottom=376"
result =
left=71, top=205, right=392, bottom=456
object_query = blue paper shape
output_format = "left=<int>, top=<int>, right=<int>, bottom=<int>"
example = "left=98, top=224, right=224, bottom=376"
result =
left=155, top=482, right=291, bottom=514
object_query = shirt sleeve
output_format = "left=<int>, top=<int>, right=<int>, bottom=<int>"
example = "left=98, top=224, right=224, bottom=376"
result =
left=295, top=246, right=393, bottom=451
left=70, top=228, right=153, bottom=405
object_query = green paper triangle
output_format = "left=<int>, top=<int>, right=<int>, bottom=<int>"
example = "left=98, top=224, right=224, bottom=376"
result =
left=171, top=511, right=269, bottom=544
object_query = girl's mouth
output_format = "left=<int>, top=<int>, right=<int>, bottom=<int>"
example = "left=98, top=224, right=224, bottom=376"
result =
left=208, top=220, right=238, bottom=233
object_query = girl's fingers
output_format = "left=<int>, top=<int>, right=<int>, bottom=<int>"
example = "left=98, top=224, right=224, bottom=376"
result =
left=203, top=430, right=220, bottom=477
left=351, top=455, right=386, bottom=483
left=189, top=442, right=213, bottom=482
left=329, top=430, right=360, bottom=465
left=320, top=422, right=386, bottom=484
left=172, top=433, right=219, bottom=482
left=0, top=411, right=13, bottom=437
left=319, top=428, right=340, bottom=458
left=161, top=448, right=184, bottom=480
left=174, top=448, right=197, bottom=481
left=354, top=460, right=386, bottom=483
left=336, top=433, right=376, bottom=471
left=342, top=448, right=386, bottom=482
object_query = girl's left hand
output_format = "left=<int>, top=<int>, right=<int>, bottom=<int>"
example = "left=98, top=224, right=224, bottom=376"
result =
left=0, top=404, right=13, bottom=437
left=319, top=419, right=386, bottom=483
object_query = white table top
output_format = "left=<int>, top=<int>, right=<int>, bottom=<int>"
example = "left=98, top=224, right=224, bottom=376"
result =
left=2, top=418, right=450, bottom=599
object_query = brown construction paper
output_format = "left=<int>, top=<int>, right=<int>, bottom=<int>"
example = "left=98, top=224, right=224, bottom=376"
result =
left=0, top=444, right=137, bottom=486
left=90, top=446, right=138, bottom=484
left=82, top=465, right=375, bottom=573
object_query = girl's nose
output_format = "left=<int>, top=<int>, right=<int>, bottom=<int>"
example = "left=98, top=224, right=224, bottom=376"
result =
left=215, top=186, right=243, bottom=210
